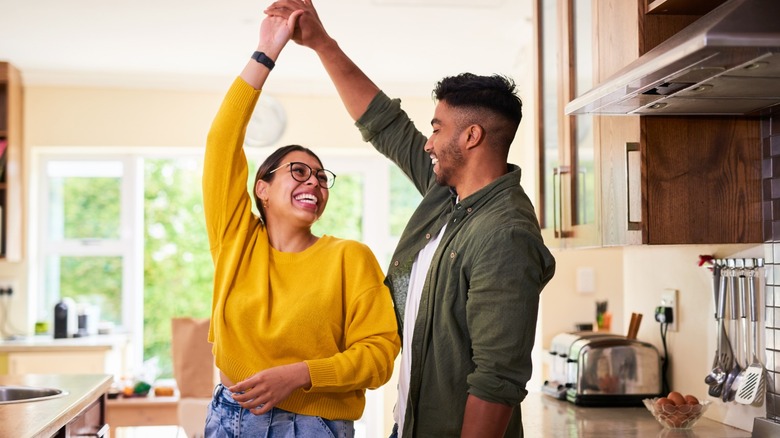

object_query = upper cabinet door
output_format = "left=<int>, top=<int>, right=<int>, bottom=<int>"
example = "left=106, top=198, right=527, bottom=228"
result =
left=0, top=62, right=23, bottom=262
left=536, top=0, right=599, bottom=249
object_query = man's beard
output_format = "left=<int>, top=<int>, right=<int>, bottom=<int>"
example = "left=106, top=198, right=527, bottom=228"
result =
left=433, top=138, right=464, bottom=187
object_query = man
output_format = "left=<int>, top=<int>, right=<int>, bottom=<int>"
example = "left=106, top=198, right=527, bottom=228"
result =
left=266, top=2, right=556, bottom=436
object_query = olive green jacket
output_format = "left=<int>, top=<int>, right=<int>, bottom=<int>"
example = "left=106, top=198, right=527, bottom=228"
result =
left=356, top=91, right=556, bottom=437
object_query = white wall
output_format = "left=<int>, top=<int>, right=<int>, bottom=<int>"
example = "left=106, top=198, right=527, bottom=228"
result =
left=538, top=243, right=764, bottom=431
left=623, top=244, right=764, bottom=431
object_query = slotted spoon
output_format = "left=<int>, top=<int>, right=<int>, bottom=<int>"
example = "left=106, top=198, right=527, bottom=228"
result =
left=735, top=264, right=765, bottom=405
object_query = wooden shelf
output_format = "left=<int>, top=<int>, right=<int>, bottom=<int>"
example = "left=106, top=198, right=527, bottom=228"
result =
left=106, top=393, right=180, bottom=427
left=0, top=62, right=22, bottom=262
left=646, top=0, right=727, bottom=15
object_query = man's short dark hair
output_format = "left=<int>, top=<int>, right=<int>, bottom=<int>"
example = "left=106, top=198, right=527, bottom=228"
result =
left=433, top=73, right=522, bottom=150
left=433, top=73, right=522, bottom=127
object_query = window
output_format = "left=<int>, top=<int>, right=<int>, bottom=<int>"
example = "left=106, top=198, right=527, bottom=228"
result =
left=36, top=157, right=143, bottom=347
left=34, top=148, right=420, bottom=378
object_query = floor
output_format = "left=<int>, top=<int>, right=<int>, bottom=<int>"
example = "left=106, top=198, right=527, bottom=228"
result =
left=114, top=426, right=190, bottom=437
left=112, top=423, right=367, bottom=437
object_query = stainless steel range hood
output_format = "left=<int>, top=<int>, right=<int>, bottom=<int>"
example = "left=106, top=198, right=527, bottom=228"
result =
left=565, top=0, right=780, bottom=116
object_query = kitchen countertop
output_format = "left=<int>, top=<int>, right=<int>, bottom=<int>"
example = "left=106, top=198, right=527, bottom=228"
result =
left=0, top=334, right=127, bottom=352
left=523, top=392, right=752, bottom=437
left=0, top=374, right=112, bottom=438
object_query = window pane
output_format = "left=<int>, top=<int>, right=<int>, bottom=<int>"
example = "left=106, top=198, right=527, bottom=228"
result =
left=144, top=158, right=213, bottom=378
left=313, top=173, right=363, bottom=240
left=45, top=255, right=123, bottom=325
left=46, top=161, right=122, bottom=240
left=389, top=166, right=421, bottom=237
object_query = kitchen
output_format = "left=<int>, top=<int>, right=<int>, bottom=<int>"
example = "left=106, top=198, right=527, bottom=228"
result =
left=0, top=0, right=778, bottom=436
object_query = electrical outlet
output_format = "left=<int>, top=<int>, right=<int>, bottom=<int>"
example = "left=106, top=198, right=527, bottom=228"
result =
left=660, top=288, right=678, bottom=332
left=0, top=278, right=18, bottom=297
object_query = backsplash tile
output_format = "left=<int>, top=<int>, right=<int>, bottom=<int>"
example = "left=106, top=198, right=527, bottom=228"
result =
left=762, top=108, right=780, bottom=420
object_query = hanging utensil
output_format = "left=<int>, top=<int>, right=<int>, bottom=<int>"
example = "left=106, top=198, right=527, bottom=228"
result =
left=722, top=260, right=742, bottom=402
left=727, top=260, right=748, bottom=402
left=736, top=260, right=766, bottom=405
left=705, top=263, right=723, bottom=384
left=706, top=263, right=733, bottom=397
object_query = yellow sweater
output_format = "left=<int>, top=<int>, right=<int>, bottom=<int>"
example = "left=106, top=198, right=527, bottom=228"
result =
left=203, top=77, right=400, bottom=420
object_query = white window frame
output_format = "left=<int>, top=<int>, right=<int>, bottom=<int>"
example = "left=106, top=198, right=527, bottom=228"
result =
left=31, top=149, right=145, bottom=363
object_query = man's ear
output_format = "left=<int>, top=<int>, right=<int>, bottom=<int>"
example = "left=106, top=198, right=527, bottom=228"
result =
left=464, top=124, right=485, bottom=150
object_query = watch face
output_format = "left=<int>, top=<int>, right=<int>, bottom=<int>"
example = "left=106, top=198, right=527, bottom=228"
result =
left=244, top=95, right=287, bottom=148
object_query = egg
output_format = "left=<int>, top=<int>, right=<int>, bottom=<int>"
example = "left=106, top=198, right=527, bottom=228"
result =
left=684, top=394, right=699, bottom=405
left=667, top=391, right=686, bottom=406
left=655, top=397, right=674, bottom=412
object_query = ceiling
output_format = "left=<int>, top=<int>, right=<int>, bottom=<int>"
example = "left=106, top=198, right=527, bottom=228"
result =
left=0, top=0, right=533, bottom=96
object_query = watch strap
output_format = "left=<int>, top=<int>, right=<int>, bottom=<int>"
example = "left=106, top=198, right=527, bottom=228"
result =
left=251, top=51, right=276, bottom=71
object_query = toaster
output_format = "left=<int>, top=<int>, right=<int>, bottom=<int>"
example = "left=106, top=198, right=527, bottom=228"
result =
left=544, top=331, right=663, bottom=407
left=542, top=331, right=617, bottom=399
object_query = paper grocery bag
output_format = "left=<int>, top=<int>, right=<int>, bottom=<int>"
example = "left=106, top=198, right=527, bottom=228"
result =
left=171, top=317, right=218, bottom=398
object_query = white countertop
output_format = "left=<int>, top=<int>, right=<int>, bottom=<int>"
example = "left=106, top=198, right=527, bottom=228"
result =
left=0, top=334, right=128, bottom=352
left=523, top=391, right=752, bottom=437
left=0, top=374, right=112, bottom=438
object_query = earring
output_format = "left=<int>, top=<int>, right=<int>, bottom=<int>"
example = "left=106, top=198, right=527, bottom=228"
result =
left=262, top=199, right=269, bottom=209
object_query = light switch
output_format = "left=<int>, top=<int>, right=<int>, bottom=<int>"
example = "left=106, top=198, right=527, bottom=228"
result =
left=576, top=267, right=595, bottom=294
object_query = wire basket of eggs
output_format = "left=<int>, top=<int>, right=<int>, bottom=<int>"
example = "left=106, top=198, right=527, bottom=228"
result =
left=643, top=391, right=711, bottom=429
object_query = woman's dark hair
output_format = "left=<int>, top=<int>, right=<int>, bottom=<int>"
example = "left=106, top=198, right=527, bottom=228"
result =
left=253, top=144, right=324, bottom=222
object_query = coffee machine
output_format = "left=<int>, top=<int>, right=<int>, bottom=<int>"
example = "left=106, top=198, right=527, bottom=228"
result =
left=53, top=297, right=77, bottom=339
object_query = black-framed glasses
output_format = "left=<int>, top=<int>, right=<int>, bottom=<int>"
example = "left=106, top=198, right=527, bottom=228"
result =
left=268, top=161, right=337, bottom=189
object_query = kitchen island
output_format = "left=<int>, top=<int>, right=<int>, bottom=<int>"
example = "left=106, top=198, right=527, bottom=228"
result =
left=523, top=392, right=751, bottom=437
left=0, top=374, right=112, bottom=438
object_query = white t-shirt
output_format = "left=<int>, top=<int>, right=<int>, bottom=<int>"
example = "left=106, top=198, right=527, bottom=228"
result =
left=394, top=224, right=447, bottom=437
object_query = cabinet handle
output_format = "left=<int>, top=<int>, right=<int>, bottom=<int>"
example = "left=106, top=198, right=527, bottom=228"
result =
left=73, top=424, right=109, bottom=437
left=578, top=169, right=587, bottom=224
left=553, top=166, right=572, bottom=238
left=97, top=424, right=110, bottom=437
left=625, top=142, right=641, bottom=231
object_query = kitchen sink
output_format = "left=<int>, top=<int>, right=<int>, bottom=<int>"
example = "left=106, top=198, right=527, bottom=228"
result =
left=0, top=386, right=67, bottom=404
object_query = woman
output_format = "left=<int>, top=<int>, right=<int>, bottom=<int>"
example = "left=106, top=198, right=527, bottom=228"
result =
left=202, top=10, right=400, bottom=437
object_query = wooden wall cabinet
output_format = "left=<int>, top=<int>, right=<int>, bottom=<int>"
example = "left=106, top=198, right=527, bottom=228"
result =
left=0, top=62, right=23, bottom=261
left=587, top=0, right=761, bottom=245
left=645, top=0, right=727, bottom=15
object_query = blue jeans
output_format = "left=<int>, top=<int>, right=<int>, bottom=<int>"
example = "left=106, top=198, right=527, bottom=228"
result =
left=205, top=384, right=355, bottom=438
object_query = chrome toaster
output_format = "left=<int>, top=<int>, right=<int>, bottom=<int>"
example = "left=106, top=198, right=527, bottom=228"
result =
left=544, top=332, right=663, bottom=407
